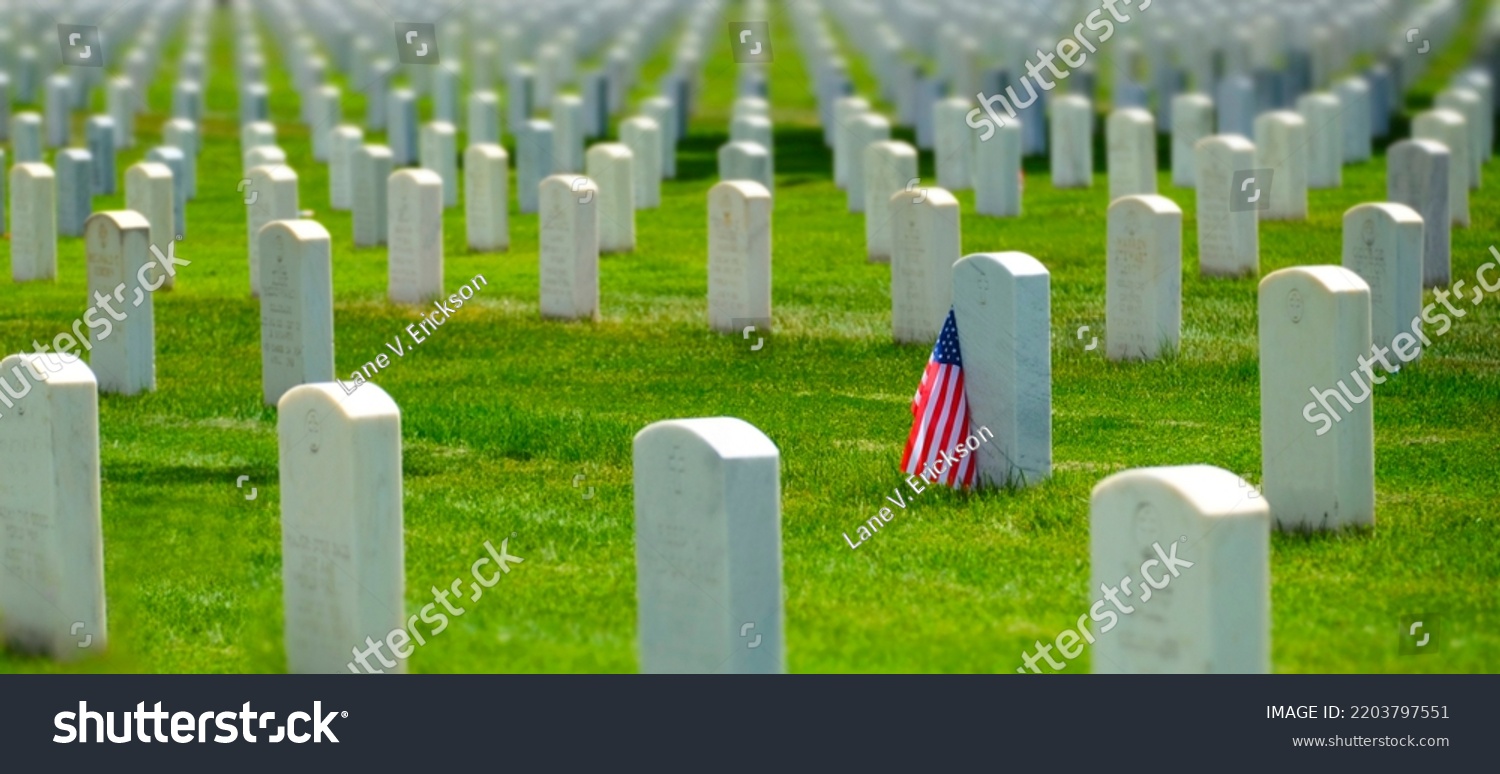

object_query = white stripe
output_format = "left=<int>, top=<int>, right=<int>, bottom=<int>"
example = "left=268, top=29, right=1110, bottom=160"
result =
left=912, top=365, right=951, bottom=474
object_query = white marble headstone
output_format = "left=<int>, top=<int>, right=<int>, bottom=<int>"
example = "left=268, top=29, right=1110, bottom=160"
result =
left=708, top=180, right=772, bottom=334
left=1386, top=139, right=1451, bottom=287
left=259, top=220, right=335, bottom=406
left=464, top=144, right=510, bottom=252
left=125, top=162, right=177, bottom=289
left=620, top=117, right=663, bottom=209
left=1253, top=111, right=1309, bottom=220
left=633, top=417, right=783, bottom=674
left=418, top=121, right=458, bottom=209
left=846, top=113, right=891, bottom=213
left=1258, top=266, right=1375, bottom=531
left=585, top=143, right=637, bottom=253
left=245, top=164, right=299, bottom=297
left=1194, top=135, right=1259, bottom=277
left=329, top=126, right=364, bottom=211
left=1107, top=107, right=1157, bottom=198
left=890, top=186, right=960, bottom=344
left=951, top=252, right=1050, bottom=488
left=55, top=149, right=94, bottom=238
left=0, top=354, right=107, bottom=660
left=935, top=98, right=975, bottom=191
left=1169, top=94, right=1214, bottom=187
left=387, top=168, right=444, bottom=304
left=1107, top=194, right=1182, bottom=360
left=10, top=163, right=56, bottom=282
left=1295, top=93, right=1343, bottom=189
left=278, top=382, right=404, bottom=674
left=1051, top=95, right=1093, bottom=188
left=1342, top=203, right=1424, bottom=360
left=1089, top=465, right=1269, bottom=673
left=863, top=141, right=918, bottom=262
left=539, top=174, right=600, bottom=321
left=353, top=144, right=394, bottom=247
left=84, top=211, right=155, bottom=394
left=1411, top=110, right=1471, bottom=228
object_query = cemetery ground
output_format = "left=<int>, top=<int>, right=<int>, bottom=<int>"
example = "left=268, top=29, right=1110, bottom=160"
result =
left=1, top=7, right=1497, bottom=674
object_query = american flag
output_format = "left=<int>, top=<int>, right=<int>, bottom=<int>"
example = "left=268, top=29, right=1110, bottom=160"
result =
left=899, top=308, right=974, bottom=488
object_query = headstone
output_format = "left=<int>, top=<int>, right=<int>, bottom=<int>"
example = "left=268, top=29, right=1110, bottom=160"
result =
left=1170, top=94, right=1214, bottom=187
left=974, top=121, right=1022, bottom=218
left=1215, top=74, right=1255, bottom=139
left=241, top=121, right=277, bottom=163
left=458, top=144, right=509, bottom=253
left=506, top=64, right=536, bottom=132
left=1194, top=135, right=1259, bottom=277
left=951, top=252, right=1050, bottom=488
left=364, top=61, right=392, bottom=129
left=1258, top=266, right=1375, bottom=531
left=1412, top=110, right=1471, bottom=227
left=242, top=157, right=302, bottom=295
left=162, top=119, right=198, bottom=200
left=54, top=150, right=93, bottom=238
left=12, top=112, right=42, bottom=162
left=717, top=141, right=772, bottom=193
left=259, top=220, right=335, bottom=406
left=935, top=98, right=975, bottom=191
left=1387, top=139, right=1451, bottom=287
left=641, top=96, right=678, bottom=179
left=707, top=181, right=772, bottom=334
left=241, top=81, right=269, bottom=125
left=467, top=90, right=501, bottom=146
left=1434, top=88, right=1484, bottom=189
left=1342, top=203, right=1424, bottom=360
left=846, top=113, right=891, bottom=213
left=172, top=80, right=203, bottom=123
left=387, top=169, right=444, bottom=304
left=1334, top=77, right=1372, bottom=163
left=730, top=115, right=775, bottom=180
left=329, top=126, right=363, bottom=211
left=387, top=88, right=417, bottom=166
left=552, top=93, right=585, bottom=173
left=620, top=117, right=663, bottom=209
left=863, top=141, right=919, bottom=262
left=418, top=121, right=458, bottom=209
left=352, top=145, right=393, bottom=248
left=1296, top=93, right=1342, bottom=189
left=585, top=143, right=636, bottom=253
left=307, top=85, right=341, bottom=163
left=833, top=96, right=870, bottom=188
left=518, top=119, right=555, bottom=214
left=1253, top=111, right=1309, bottom=220
left=10, top=164, right=56, bottom=281
left=107, top=78, right=135, bottom=149
left=44, top=74, right=72, bottom=148
left=1088, top=465, right=1270, bottom=673
left=1106, top=195, right=1182, bottom=361
left=145, top=146, right=188, bottom=237
left=0, top=354, right=106, bottom=660
left=1050, top=95, right=1093, bottom=189
left=432, top=65, right=459, bottom=124
left=633, top=417, right=783, bottom=674
left=539, top=174, right=600, bottom=321
left=278, top=382, right=404, bottom=674
left=85, top=117, right=117, bottom=196
left=1454, top=71, right=1493, bottom=160
left=84, top=211, right=155, bottom=394
left=124, top=162, right=177, bottom=288
left=889, top=187, right=960, bottom=344
left=1107, top=108, right=1157, bottom=198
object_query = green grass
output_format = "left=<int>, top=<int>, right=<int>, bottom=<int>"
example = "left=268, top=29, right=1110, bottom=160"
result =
left=0, top=4, right=1497, bottom=674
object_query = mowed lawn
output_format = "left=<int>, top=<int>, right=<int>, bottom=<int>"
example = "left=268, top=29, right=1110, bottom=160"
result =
left=0, top=5, right=1496, bottom=674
